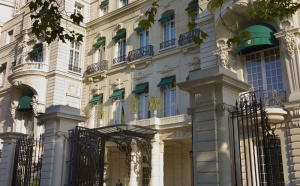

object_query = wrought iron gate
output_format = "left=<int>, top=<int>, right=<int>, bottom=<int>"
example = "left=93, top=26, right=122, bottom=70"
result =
left=231, top=97, right=284, bottom=186
left=11, top=136, right=44, bottom=186
left=68, top=126, right=106, bottom=186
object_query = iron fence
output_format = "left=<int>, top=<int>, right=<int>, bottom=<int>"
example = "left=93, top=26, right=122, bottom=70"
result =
left=68, top=126, right=106, bottom=186
left=159, top=39, right=176, bottom=49
left=231, top=98, right=284, bottom=186
left=127, top=45, right=154, bottom=62
left=11, top=136, right=44, bottom=186
left=85, top=60, right=109, bottom=75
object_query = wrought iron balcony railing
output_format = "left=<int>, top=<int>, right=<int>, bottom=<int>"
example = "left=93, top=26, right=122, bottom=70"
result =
left=68, top=64, right=82, bottom=73
left=113, top=55, right=127, bottom=64
left=127, top=45, right=154, bottom=62
left=160, top=39, right=176, bottom=49
left=178, top=30, right=200, bottom=46
left=240, top=89, right=286, bottom=107
left=85, top=60, right=108, bottom=75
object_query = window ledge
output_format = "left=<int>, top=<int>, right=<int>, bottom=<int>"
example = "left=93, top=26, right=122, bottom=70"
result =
left=159, top=45, right=177, bottom=53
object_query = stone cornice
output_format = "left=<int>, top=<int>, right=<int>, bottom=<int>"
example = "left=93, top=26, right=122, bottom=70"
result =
left=87, top=0, right=149, bottom=27
left=0, top=132, right=27, bottom=140
left=177, top=66, right=251, bottom=93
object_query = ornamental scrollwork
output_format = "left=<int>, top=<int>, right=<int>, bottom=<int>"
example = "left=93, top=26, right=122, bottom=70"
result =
left=282, top=33, right=296, bottom=56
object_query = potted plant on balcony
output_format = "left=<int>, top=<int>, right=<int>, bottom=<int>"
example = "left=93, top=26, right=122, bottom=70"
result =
left=128, top=96, right=139, bottom=121
left=83, top=107, right=91, bottom=127
left=97, top=102, right=105, bottom=127
left=148, top=93, right=161, bottom=118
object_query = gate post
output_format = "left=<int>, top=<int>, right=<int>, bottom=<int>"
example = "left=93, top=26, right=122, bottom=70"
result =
left=0, top=132, right=26, bottom=186
left=36, top=105, right=87, bottom=186
left=178, top=66, right=250, bottom=186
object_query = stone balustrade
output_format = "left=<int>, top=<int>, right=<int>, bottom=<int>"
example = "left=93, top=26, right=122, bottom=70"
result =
left=131, top=114, right=191, bottom=127
left=12, top=62, right=48, bottom=73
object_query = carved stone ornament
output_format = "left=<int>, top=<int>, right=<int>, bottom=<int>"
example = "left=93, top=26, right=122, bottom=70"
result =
left=130, top=64, right=136, bottom=70
left=216, top=103, right=233, bottom=116
left=282, top=33, right=296, bottom=56
left=289, top=120, right=300, bottom=128
left=275, top=20, right=299, bottom=57
left=133, top=72, right=150, bottom=81
left=159, top=65, right=177, bottom=74
left=12, top=79, right=22, bottom=86
left=18, top=40, right=28, bottom=50
left=116, top=23, right=123, bottom=30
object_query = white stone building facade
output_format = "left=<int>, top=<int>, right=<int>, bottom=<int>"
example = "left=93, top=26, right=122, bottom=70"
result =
left=0, top=0, right=299, bottom=185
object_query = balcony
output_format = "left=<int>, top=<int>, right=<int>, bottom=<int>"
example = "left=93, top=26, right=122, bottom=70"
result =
left=160, top=39, right=176, bottom=50
left=240, top=89, right=287, bottom=124
left=113, top=55, right=127, bottom=64
left=85, top=60, right=108, bottom=76
left=178, top=30, right=200, bottom=46
left=240, top=89, right=286, bottom=108
left=129, top=114, right=191, bottom=128
left=127, top=45, right=154, bottom=62
left=68, top=64, right=82, bottom=73
left=12, top=62, right=48, bottom=73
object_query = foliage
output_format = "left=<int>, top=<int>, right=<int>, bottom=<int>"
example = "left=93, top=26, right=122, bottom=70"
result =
left=148, top=93, right=161, bottom=111
left=29, top=0, right=84, bottom=44
left=28, top=0, right=300, bottom=47
left=128, top=96, right=139, bottom=113
left=97, top=102, right=104, bottom=119
left=83, top=107, right=90, bottom=118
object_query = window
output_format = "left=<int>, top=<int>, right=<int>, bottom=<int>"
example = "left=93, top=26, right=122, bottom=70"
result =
left=115, top=93, right=124, bottom=124
left=28, top=43, right=43, bottom=62
left=138, top=93, right=149, bottom=120
left=69, top=42, right=81, bottom=73
left=97, top=46, right=105, bottom=62
left=0, top=63, right=6, bottom=87
left=140, top=29, right=149, bottom=48
left=158, top=12, right=175, bottom=49
left=163, top=78, right=176, bottom=117
left=74, top=4, right=82, bottom=14
left=100, top=6, right=108, bottom=16
left=246, top=47, right=283, bottom=91
left=119, top=0, right=128, bottom=8
left=113, top=30, right=126, bottom=64
left=142, top=156, right=150, bottom=186
left=185, top=1, right=199, bottom=20
left=6, top=30, right=13, bottom=44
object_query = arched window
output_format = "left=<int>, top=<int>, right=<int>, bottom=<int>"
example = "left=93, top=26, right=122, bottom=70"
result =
left=239, top=23, right=282, bottom=91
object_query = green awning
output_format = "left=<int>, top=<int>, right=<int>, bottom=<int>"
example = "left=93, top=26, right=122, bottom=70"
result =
left=109, top=89, right=125, bottom=99
left=132, top=82, right=148, bottom=94
left=99, top=0, right=108, bottom=7
left=134, top=25, right=142, bottom=32
left=28, top=43, right=43, bottom=55
left=113, top=30, right=126, bottom=40
left=158, top=12, right=174, bottom=22
left=18, top=95, right=33, bottom=111
left=93, top=37, right=105, bottom=47
left=89, top=94, right=103, bottom=104
left=157, top=76, right=175, bottom=87
left=185, top=1, right=198, bottom=11
left=237, top=23, right=279, bottom=54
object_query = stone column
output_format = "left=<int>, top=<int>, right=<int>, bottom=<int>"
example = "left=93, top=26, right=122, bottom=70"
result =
left=159, top=140, right=164, bottom=186
left=128, top=139, right=139, bottom=186
left=150, top=134, right=161, bottom=186
left=286, top=107, right=300, bottom=185
left=0, top=132, right=26, bottom=186
left=177, top=66, right=250, bottom=186
left=36, top=105, right=87, bottom=186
